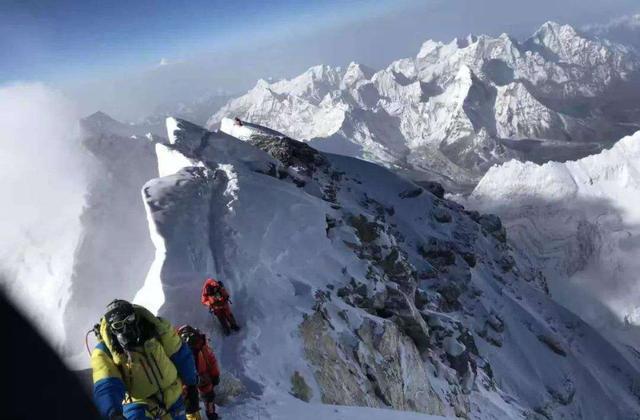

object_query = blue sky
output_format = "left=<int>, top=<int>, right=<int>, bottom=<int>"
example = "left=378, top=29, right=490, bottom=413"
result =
left=2, top=0, right=638, bottom=120
left=0, top=0, right=404, bottom=83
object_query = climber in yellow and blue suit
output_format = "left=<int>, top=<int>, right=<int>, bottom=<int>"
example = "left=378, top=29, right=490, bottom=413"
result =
left=91, top=299, right=201, bottom=420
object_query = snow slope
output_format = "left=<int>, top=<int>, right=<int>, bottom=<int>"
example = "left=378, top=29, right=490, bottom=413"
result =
left=207, top=22, right=640, bottom=192
left=135, top=117, right=640, bottom=419
left=463, top=130, right=640, bottom=346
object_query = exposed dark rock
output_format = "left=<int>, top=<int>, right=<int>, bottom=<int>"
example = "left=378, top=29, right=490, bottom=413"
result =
left=465, top=210, right=481, bottom=223
left=300, top=311, right=445, bottom=413
left=384, top=287, right=431, bottom=353
left=433, top=208, right=453, bottom=223
left=487, top=314, right=505, bottom=333
left=497, top=254, right=515, bottom=272
left=248, top=133, right=328, bottom=176
left=460, top=252, right=477, bottom=267
left=457, top=329, right=479, bottom=357
left=479, top=214, right=507, bottom=243
left=380, top=248, right=416, bottom=287
left=547, top=379, right=576, bottom=406
left=537, top=334, right=567, bottom=357
left=478, top=326, right=503, bottom=347
left=337, top=279, right=369, bottom=308
left=349, top=214, right=380, bottom=244
left=422, top=181, right=445, bottom=199
left=445, top=343, right=471, bottom=377
left=325, top=215, right=337, bottom=237
left=415, top=289, right=430, bottom=309
left=290, top=371, right=313, bottom=402
left=435, top=283, right=463, bottom=311
left=399, top=188, right=423, bottom=199
left=419, top=238, right=457, bottom=269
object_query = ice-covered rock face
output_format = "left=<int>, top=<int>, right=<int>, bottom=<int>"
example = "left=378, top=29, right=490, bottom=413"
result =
left=463, top=130, right=640, bottom=347
left=207, top=22, right=640, bottom=192
left=137, top=116, right=640, bottom=419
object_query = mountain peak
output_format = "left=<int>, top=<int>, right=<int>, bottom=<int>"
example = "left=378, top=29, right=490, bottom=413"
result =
left=85, top=110, right=115, bottom=121
left=531, top=21, right=579, bottom=43
left=81, top=111, right=130, bottom=135
left=342, top=62, right=374, bottom=87
left=416, top=39, right=443, bottom=59
left=455, top=64, right=474, bottom=83
left=82, top=110, right=121, bottom=126
left=255, top=78, right=271, bottom=89
left=304, top=64, right=339, bottom=80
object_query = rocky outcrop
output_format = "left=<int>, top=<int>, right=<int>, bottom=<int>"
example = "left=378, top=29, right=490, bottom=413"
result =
left=300, top=310, right=445, bottom=414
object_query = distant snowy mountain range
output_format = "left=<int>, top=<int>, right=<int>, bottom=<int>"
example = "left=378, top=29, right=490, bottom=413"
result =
left=207, top=21, right=640, bottom=191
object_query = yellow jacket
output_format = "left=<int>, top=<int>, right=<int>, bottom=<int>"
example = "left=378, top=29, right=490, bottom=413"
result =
left=91, top=305, right=197, bottom=418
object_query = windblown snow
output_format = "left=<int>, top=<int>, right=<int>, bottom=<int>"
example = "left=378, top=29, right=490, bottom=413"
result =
left=0, top=84, right=86, bottom=353
left=131, top=116, right=640, bottom=419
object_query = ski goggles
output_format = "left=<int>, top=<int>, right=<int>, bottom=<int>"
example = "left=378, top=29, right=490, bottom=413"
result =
left=180, top=331, right=197, bottom=345
left=110, top=313, right=136, bottom=331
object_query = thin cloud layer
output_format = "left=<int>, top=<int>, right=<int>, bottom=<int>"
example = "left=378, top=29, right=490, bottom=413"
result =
left=0, top=83, right=88, bottom=352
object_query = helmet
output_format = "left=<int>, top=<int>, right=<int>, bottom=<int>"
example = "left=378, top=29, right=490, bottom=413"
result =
left=178, top=324, right=202, bottom=349
left=105, top=299, right=140, bottom=350
left=105, top=299, right=134, bottom=325
left=206, top=280, right=220, bottom=296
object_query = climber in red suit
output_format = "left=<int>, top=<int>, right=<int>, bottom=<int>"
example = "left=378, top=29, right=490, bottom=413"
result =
left=201, top=278, right=240, bottom=335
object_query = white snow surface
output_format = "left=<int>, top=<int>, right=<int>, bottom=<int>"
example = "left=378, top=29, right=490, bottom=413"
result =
left=463, top=130, right=640, bottom=348
left=207, top=22, right=640, bottom=192
left=218, top=388, right=451, bottom=420
left=134, top=117, right=640, bottom=419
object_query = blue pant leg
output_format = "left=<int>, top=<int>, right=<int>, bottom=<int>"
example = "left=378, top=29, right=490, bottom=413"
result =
left=168, top=396, right=187, bottom=420
left=123, top=402, right=151, bottom=419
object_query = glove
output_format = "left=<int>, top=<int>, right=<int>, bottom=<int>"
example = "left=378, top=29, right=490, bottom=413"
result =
left=186, top=412, right=202, bottom=420
left=185, top=384, right=200, bottom=414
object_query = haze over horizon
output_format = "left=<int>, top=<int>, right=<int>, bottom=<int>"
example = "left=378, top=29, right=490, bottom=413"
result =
left=2, top=0, right=639, bottom=120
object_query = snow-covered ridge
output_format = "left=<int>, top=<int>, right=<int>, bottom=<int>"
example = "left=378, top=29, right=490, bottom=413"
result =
left=207, top=22, right=640, bottom=192
left=463, top=130, right=640, bottom=347
left=135, top=116, right=640, bottom=419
